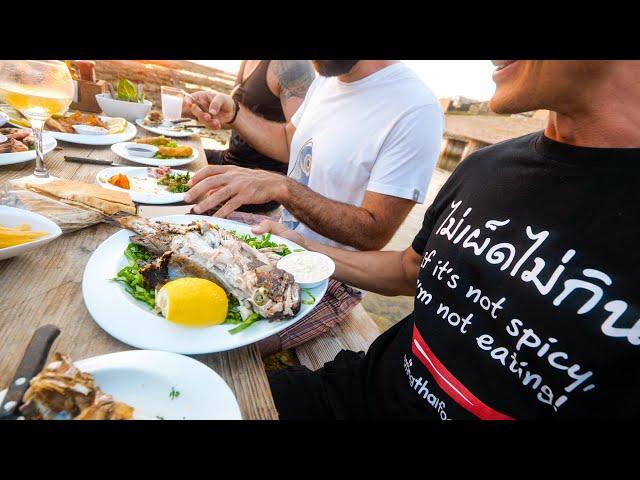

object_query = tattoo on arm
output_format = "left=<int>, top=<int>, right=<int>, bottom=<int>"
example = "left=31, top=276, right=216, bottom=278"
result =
left=271, top=60, right=315, bottom=101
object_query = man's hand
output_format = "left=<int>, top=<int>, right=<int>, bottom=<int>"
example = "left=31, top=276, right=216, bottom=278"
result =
left=182, top=91, right=236, bottom=130
left=251, top=219, right=306, bottom=246
left=184, top=165, right=287, bottom=217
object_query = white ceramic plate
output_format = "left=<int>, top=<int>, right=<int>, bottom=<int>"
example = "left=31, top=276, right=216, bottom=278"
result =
left=0, top=134, right=57, bottom=166
left=96, top=167, right=190, bottom=204
left=0, top=350, right=242, bottom=420
left=111, top=142, right=197, bottom=167
left=135, top=119, right=196, bottom=138
left=82, top=215, right=327, bottom=354
left=46, top=117, right=137, bottom=145
left=0, top=205, right=62, bottom=261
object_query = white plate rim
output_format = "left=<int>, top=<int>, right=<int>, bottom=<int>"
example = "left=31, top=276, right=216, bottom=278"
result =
left=111, top=142, right=197, bottom=167
left=0, top=134, right=57, bottom=166
left=0, top=205, right=62, bottom=260
left=0, top=349, right=242, bottom=420
left=95, top=166, right=189, bottom=204
left=135, top=118, right=195, bottom=138
left=82, top=215, right=327, bottom=354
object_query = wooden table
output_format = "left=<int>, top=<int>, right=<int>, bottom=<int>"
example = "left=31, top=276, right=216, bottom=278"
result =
left=0, top=128, right=278, bottom=420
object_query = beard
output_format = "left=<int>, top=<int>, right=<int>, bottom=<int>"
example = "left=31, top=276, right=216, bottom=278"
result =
left=312, top=60, right=359, bottom=77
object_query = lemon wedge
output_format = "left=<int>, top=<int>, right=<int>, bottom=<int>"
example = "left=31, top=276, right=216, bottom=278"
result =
left=156, top=277, right=228, bottom=327
left=103, top=117, right=127, bottom=134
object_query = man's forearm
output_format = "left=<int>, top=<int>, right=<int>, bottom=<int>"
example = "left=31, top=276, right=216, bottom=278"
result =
left=277, top=178, right=388, bottom=250
left=302, top=238, right=416, bottom=296
left=231, top=106, right=290, bottom=163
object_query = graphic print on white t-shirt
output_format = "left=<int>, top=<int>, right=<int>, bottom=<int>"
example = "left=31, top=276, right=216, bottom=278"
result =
left=282, top=139, right=313, bottom=230
left=284, top=63, right=443, bottom=249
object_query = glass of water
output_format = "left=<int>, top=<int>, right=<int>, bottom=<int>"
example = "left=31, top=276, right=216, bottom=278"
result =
left=161, top=86, right=184, bottom=121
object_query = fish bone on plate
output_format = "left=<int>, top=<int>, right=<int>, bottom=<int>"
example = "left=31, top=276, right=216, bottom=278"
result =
left=96, top=166, right=192, bottom=204
left=0, top=350, right=242, bottom=420
left=82, top=215, right=329, bottom=354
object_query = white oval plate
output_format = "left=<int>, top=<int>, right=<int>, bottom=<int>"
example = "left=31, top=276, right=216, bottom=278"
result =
left=96, top=167, right=190, bottom=204
left=82, top=215, right=326, bottom=354
left=0, top=205, right=62, bottom=261
left=0, top=350, right=242, bottom=420
left=135, top=119, right=196, bottom=138
left=111, top=142, right=197, bottom=167
left=46, top=118, right=137, bottom=145
left=0, top=133, right=57, bottom=166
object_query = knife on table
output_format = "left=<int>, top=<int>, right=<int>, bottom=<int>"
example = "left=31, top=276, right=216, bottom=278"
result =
left=0, top=325, right=61, bottom=420
left=64, top=156, right=123, bottom=166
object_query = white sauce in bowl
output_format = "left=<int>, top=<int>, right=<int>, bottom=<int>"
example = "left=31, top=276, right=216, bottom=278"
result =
left=277, top=251, right=335, bottom=285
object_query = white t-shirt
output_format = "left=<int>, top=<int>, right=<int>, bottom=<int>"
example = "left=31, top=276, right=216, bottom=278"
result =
left=282, top=62, right=443, bottom=249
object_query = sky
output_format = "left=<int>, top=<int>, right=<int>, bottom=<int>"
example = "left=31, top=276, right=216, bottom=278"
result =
left=192, top=60, right=497, bottom=101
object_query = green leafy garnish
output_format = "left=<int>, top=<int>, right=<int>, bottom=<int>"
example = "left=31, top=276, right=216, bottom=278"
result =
left=169, top=387, right=180, bottom=400
left=301, top=288, right=316, bottom=305
left=116, top=79, right=143, bottom=103
left=225, top=296, right=244, bottom=324
left=113, top=243, right=155, bottom=308
left=229, top=231, right=291, bottom=256
left=228, top=313, right=261, bottom=334
left=157, top=172, right=191, bottom=193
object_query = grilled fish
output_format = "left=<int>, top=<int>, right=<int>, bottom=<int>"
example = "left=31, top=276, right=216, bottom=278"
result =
left=118, top=216, right=301, bottom=319
left=20, top=353, right=134, bottom=420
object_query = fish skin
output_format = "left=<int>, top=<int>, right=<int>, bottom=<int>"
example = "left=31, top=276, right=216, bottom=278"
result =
left=117, top=216, right=301, bottom=319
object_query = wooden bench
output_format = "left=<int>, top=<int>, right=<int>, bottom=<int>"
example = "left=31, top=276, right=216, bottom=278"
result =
left=295, top=304, right=380, bottom=370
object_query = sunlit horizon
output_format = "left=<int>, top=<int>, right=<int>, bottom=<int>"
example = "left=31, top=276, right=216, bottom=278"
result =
left=191, top=60, right=497, bottom=101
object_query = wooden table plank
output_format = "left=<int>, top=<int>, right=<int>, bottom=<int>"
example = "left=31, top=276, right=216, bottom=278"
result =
left=0, top=126, right=278, bottom=420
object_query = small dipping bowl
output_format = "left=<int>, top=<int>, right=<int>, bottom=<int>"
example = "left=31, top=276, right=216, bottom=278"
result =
left=72, top=124, right=109, bottom=135
left=125, top=143, right=158, bottom=158
left=277, top=251, right=336, bottom=289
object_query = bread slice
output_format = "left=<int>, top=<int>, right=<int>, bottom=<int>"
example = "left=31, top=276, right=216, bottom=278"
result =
left=25, top=179, right=136, bottom=216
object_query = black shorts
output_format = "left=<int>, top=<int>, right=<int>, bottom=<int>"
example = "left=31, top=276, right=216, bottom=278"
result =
left=205, top=149, right=281, bottom=214
left=268, top=350, right=369, bottom=420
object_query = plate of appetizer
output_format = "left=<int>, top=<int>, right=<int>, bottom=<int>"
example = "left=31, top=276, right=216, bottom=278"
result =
left=136, top=110, right=198, bottom=138
left=0, top=350, right=242, bottom=420
left=111, top=136, right=198, bottom=167
left=44, top=111, right=137, bottom=145
left=0, top=205, right=62, bottom=261
left=0, top=128, right=57, bottom=166
left=82, top=215, right=333, bottom=354
left=97, top=166, right=192, bottom=204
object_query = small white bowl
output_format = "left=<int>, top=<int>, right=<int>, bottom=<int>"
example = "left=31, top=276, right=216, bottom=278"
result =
left=0, top=205, right=62, bottom=261
left=277, top=251, right=336, bottom=289
left=72, top=124, right=108, bottom=135
left=124, top=143, right=158, bottom=158
left=95, top=93, right=152, bottom=122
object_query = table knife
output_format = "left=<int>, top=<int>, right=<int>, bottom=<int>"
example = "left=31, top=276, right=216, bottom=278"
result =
left=0, top=325, right=61, bottom=420
left=65, top=155, right=123, bottom=166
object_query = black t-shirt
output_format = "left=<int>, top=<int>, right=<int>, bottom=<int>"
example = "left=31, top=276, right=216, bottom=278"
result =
left=362, top=131, right=640, bottom=419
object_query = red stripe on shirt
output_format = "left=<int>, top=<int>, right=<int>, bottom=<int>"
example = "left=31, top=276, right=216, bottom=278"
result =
left=411, top=325, right=514, bottom=420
